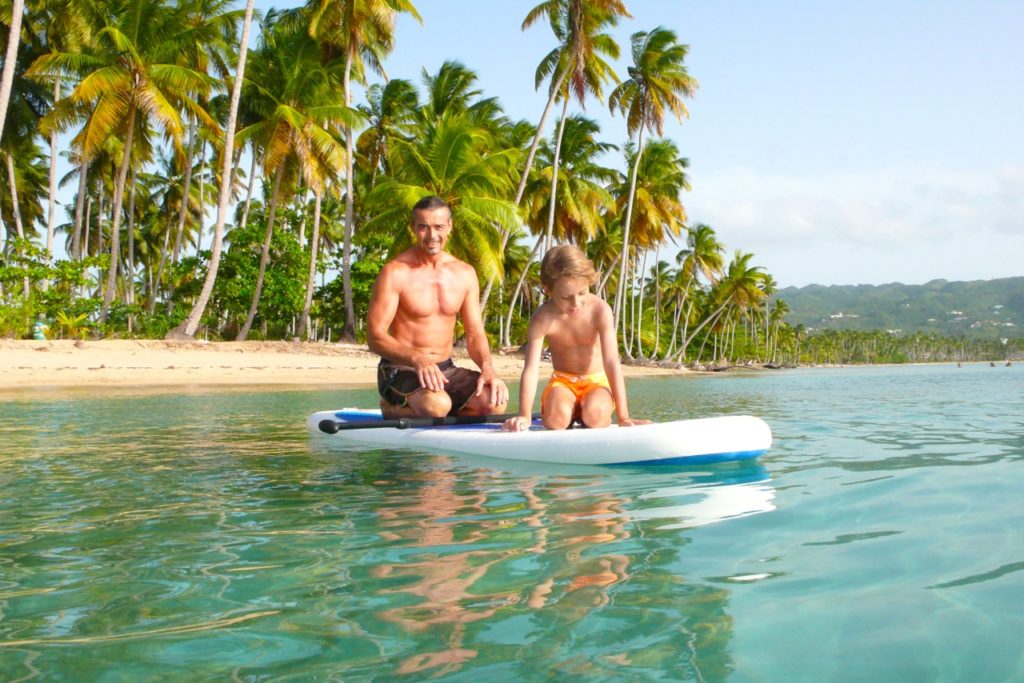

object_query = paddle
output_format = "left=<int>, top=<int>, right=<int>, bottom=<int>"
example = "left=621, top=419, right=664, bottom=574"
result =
left=318, top=413, right=540, bottom=434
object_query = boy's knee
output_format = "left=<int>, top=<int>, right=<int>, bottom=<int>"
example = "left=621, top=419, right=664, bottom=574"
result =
left=542, top=403, right=574, bottom=430
left=580, top=392, right=612, bottom=428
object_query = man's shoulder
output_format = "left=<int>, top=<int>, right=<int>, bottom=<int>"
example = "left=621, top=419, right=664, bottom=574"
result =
left=444, top=253, right=475, bottom=272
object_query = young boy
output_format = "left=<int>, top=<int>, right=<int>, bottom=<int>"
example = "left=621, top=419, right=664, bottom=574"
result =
left=503, top=245, right=650, bottom=432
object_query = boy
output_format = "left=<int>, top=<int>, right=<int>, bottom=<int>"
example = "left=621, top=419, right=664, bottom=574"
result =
left=503, top=245, right=650, bottom=431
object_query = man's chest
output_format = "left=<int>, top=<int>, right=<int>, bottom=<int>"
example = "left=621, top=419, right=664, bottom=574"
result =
left=398, top=276, right=466, bottom=318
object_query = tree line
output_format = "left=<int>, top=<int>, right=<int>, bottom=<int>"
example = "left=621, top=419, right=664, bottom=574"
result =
left=1, top=1, right=1012, bottom=366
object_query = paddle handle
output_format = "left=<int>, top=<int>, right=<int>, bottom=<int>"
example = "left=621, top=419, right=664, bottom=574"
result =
left=318, top=412, right=540, bottom=434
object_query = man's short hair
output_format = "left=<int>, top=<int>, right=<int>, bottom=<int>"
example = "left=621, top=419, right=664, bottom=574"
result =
left=411, top=195, right=451, bottom=221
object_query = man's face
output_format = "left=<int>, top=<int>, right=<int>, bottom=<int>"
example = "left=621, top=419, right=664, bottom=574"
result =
left=411, top=207, right=452, bottom=257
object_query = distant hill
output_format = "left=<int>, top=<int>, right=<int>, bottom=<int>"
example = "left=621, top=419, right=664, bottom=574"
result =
left=778, top=276, right=1024, bottom=338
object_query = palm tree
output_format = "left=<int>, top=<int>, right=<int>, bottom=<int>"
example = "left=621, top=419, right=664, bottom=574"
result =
left=17, top=0, right=90, bottom=290
left=663, top=223, right=724, bottom=360
left=514, top=0, right=628, bottom=214
left=171, top=0, right=256, bottom=339
left=502, top=115, right=617, bottom=346
left=598, top=138, right=688, bottom=356
left=675, top=250, right=767, bottom=363
left=234, top=13, right=348, bottom=341
left=31, top=0, right=223, bottom=323
left=419, top=60, right=503, bottom=126
left=608, top=26, right=697, bottom=327
left=768, top=297, right=789, bottom=364
left=480, top=0, right=627, bottom=312
left=356, top=77, right=418, bottom=189
left=364, top=113, right=520, bottom=285
left=307, top=0, right=421, bottom=342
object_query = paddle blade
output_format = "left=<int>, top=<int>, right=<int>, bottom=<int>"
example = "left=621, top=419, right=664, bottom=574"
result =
left=318, top=419, right=341, bottom=434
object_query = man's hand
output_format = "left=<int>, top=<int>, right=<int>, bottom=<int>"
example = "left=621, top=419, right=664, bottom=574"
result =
left=414, top=356, right=448, bottom=392
left=475, top=367, right=509, bottom=407
left=618, top=417, right=652, bottom=427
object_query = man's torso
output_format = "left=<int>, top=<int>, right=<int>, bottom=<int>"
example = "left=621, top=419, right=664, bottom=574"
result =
left=389, top=251, right=470, bottom=360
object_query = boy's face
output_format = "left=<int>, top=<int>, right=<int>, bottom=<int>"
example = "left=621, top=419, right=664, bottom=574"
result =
left=547, top=276, right=590, bottom=316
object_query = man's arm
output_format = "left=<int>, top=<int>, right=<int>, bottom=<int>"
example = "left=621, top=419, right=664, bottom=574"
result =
left=366, top=262, right=447, bottom=392
left=459, top=265, right=508, bottom=405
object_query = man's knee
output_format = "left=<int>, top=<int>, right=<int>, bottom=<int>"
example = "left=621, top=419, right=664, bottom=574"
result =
left=408, top=389, right=452, bottom=417
left=461, top=396, right=507, bottom=416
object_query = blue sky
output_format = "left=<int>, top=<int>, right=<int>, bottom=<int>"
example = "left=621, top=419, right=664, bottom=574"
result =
left=253, top=0, right=1024, bottom=287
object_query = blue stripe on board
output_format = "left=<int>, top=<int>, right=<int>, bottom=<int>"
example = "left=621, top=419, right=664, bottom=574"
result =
left=333, top=411, right=381, bottom=422
left=610, top=449, right=767, bottom=466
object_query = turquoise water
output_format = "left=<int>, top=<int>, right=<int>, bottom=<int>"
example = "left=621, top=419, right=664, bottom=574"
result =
left=1, top=364, right=1022, bottom=681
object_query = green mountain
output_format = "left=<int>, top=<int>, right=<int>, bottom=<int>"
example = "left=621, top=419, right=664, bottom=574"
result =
left=778, top=277, right=1024, bottom=338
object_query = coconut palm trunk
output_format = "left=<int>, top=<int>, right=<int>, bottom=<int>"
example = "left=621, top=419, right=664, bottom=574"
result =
left=237, top=164, right=284, bottom=341
left=71, top=158, right=88, bottom=261
left=98, top=102, right=138, bottom=323
left=5, top=152, right=29, bottom=298
left=239, top=144, right=258, bottom=231
left=297, top=190, right=322, bottom=339
left=339, top=48, right=357, bottom=342
left=543, top=98, right=570, bottom=251
left=173, top=0, right=255, bottom=339
left=127, top=167, right=137, bottom=307
left=501, top=233, right=546, bottom=348
left=479, top=65, right=569, bottom=311
left=164, top=117, right=198, bottom=314
left=42, top=77, right=61, bottom=291
left=614, top=121, right=645, bottom=327
left=0, top=0, right=24, bottom=143
left=676, top=298, right=731, bottom=363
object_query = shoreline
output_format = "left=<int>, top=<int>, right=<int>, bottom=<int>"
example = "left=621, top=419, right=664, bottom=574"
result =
left=0, top=339, right=690, bottom=392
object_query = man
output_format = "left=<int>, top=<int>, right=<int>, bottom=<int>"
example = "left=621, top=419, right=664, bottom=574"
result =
left=367, top=195, right=509, bottom=419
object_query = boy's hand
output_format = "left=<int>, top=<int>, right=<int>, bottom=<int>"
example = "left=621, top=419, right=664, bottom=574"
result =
left=618, top=417, right=651, bottom=427
left=502, top=416, right=532, bottom=432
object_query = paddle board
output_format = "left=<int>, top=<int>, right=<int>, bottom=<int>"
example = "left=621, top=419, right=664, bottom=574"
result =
left=307, top=409, right=772, bottom=466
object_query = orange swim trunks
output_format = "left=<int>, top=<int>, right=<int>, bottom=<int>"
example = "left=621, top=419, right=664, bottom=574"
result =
left=540, top=370, right=612, bottom=414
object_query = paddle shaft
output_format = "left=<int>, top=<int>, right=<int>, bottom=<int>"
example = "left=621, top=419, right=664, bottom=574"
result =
left=318, top=413, right=539, bottom=434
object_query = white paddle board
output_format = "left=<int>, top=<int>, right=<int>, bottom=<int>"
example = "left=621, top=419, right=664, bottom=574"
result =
left=308, top=409, right=772, bottom=466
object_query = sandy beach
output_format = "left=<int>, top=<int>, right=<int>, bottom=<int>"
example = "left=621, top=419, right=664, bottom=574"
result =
left=0, top=339, right=687, bottom=390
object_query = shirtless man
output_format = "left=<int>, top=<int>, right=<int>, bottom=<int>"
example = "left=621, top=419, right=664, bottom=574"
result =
left=367, top=195, right=509, bottom=419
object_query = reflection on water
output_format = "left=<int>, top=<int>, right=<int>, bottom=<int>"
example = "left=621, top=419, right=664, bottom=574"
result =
left=344, top=458, right=774, bottom=677
left=2, top=365, right=1023, bottom=680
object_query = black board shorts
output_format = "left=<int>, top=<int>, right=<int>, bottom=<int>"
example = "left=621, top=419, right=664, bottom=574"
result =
left=377, top=358, right=481, bottom=415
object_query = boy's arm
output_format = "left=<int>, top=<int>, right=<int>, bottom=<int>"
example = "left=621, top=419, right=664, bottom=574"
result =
left=597, top=303, right=649, bottom=426
left=504, top=315, right=546, bottom=431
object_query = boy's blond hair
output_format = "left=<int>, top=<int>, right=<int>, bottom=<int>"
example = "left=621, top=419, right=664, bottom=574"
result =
left=540, top=245, right=598, bottom=289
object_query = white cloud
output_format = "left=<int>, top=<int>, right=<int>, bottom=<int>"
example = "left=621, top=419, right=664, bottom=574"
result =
left=690, top=164, right=1023, bottom=246
left=683, top=164, right=1024, bottom=285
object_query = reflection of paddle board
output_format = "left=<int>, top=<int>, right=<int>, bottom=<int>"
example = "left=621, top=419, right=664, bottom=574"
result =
left=628, top=480, right=776, bottom=529
left=307, top=409, right=772, bottom=466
